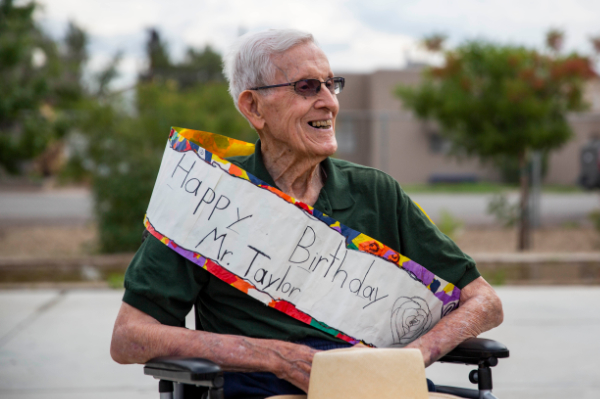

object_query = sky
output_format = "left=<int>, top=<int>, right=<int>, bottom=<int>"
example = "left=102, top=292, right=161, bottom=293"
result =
left=35, top=0, right=600, bottom=89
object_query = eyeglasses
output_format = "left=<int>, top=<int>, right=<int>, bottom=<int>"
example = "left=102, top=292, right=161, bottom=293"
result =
left=249, top=77, right=345, bottom=97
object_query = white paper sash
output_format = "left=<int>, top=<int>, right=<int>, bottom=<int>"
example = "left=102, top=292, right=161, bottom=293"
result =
left=144, top=128, right=461, bottom=347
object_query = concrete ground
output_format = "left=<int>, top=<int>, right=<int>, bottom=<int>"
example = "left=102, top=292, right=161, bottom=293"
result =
left=0, top=287, right=599, bottom=399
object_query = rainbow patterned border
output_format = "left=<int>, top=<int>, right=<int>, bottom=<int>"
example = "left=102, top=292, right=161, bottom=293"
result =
left=144, top=127, right=461, bottom=345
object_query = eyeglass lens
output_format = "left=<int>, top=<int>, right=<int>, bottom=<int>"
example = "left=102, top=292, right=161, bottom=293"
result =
left=294, top=78, right=344, bottom=96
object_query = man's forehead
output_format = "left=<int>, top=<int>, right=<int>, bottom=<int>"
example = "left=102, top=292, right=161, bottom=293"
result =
left=271, top=44, right=332, bottom=81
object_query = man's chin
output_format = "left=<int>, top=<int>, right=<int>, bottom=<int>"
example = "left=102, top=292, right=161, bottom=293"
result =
left=304, top=133, right=337, bottom=156
left=313, top=143, right=338, bottom=158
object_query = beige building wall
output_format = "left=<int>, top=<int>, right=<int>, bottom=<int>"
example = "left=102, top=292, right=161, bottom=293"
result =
left=546, top=113, right=600, bottom=184
left=545, top=80, right=600, bottom=184
left=336, top=69, right=497, bottom=185
left=336, top=68, right=600, bottom=186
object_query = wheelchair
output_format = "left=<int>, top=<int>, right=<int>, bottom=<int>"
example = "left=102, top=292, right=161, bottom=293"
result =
left=138, top=231, right=509, bottom=399
left=143, top=319, right=509, bottom=399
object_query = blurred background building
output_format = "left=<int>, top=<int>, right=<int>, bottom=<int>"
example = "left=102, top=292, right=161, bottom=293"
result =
left=335, top=67, right=600, bottom=185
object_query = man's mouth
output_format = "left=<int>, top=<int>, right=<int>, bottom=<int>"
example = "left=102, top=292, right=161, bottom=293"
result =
left=308, top=119, right=332, bottom=129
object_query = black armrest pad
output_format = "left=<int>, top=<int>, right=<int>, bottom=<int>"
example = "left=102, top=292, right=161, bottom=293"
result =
left=144, top=357, right=223, bottom=387
left=439, top=338, right=509, bottom=365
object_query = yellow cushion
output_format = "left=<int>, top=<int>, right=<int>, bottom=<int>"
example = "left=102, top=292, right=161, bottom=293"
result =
left=266, top=348, right=461, bottom=399
left=266, top=394, right=459, bottom=399
left=308, top=348, right=428, bottom=399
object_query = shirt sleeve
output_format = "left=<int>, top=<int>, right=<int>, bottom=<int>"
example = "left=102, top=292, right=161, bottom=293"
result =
left=396, top=187, right=480, bottom=289
left=123, top=234, right=210, bottom=326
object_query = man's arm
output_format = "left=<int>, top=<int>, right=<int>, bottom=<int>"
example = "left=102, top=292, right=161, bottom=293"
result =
left=405, top=276, right=504, bottom=366
left=110, top=302, right=318, bottom=392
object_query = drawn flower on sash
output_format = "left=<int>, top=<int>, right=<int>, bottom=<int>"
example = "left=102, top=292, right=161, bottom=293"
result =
left=390, top=296, right=433, bottom=345
left=403, top=269, right=420, bottom=282
left=441, top=301, right=458, bottom=317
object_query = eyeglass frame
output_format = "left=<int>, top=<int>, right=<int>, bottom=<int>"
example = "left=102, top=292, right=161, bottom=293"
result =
left=248, top=76, right=345, bottom=96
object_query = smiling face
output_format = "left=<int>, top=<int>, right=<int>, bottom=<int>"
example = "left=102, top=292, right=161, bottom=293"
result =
left=255, top=43, right=339, bottom=159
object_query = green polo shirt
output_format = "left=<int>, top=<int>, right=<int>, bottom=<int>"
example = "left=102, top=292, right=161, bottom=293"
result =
left=123, top=140, right=479, bottom=342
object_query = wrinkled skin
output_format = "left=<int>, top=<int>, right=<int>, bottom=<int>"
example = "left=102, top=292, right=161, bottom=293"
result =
left=237, top=42, right=339, bottom=205
left=404, top=277, right=503, bottom=367
left=111, top=303, right=318, bottom=390
left=110, top=41, right=504, bottom=393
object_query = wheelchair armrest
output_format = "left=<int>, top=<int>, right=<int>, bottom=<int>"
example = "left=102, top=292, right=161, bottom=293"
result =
left=144, top=357, right=224, bottom=388
left=438, top=338, right=509, bottom=366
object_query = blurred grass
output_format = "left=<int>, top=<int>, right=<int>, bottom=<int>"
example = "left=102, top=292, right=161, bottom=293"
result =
left=480, top=268, right=507, bottom=286
left=107, top=272, right=125, bottom=289
left=437, top=209, right=463, bottom=240
left=401, top=182, right=585, bottom=194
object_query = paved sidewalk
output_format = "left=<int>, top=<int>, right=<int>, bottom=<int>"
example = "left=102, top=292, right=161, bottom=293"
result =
left=427, top=287, right=600, bottom=399
left=0, top=287, right=599, bottom=399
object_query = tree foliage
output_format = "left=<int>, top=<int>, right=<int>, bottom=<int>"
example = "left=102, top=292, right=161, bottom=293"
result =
left=88, top=82, right=254, bottom=252
left=1, top=13, right=253, bottom=251
left=139, top=29, right=224, bottom=87
left=0, top=0, right=57, bottom=173
left=0, top=0, right=93, bottom=175
left=397, top=41, right=595, bottom=161
left=73, top=29, right=255, bottom=253
left=421, top=33, right=447, bottom=52
left=545, top=29, right=564, bottom=53
left=397, top=39, right=596, bottom=249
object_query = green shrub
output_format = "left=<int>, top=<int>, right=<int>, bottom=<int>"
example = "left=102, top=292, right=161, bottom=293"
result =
left=81, top=82, right=255, bottom=253
left=107, top=272, right=125, bottom=289
left=437, top=209, right=463, bottom=240
left=487, top=193, right=519, bottom=228
left=589, top=210, right=600, bottom=232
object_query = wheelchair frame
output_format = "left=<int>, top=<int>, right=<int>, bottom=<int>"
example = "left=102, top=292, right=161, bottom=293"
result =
left=144, top=337, right=509, bottom=399
left=138, top=230, right=509, bottom=399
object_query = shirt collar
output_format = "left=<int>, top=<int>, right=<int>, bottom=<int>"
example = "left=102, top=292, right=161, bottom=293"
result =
left=321, top=156, right=355, bottom=211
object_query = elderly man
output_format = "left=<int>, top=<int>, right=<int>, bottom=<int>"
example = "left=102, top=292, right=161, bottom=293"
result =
left=111, top=29, right=503, bottom=398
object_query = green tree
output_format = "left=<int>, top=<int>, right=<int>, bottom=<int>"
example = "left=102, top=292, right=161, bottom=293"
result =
left=54, top=22, right=88, bottom=106
left=0, top=0, right=90, bottom=175
left=139, top=29, right=224, bottom=88
left=79, top=29, right=255, bottom=252
left=141, top=28, right=171, bottom=82
left=179, top=45, right=225, bottom=84
left=0, top=0, right=57, bottom=173
left=397, top=40, right=596, bottom=250
left=89, top=82, right=255, bottom=252
left=421, top=33, right=447, bottom=52
left=545, top=28, right=564, bottom=53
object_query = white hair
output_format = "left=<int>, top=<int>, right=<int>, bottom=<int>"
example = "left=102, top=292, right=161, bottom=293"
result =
left=223, top=29, right=317, bottom=111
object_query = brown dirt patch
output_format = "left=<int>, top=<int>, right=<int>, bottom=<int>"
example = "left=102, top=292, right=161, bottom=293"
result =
left=1, top=225, right=599, bottom=258
left=0, top=224, right=98, bottom=258
left=455, top=226, right=600, bottom=253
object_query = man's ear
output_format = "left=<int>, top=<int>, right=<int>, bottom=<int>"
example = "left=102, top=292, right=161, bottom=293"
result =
left=238, top=91, right=265, bottom=131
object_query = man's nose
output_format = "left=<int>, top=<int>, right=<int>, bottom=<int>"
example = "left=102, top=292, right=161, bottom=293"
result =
left=315, top=84, right=339, bottom=111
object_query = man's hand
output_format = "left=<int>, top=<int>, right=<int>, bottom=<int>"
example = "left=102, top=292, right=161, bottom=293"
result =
left=110, top=302, right=319, bottom=392
left=405, top=276, right=503, bottom=367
